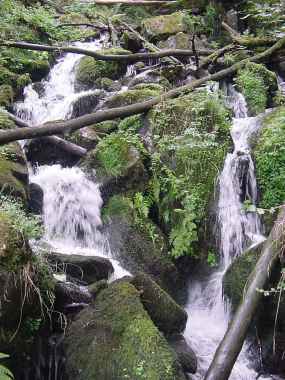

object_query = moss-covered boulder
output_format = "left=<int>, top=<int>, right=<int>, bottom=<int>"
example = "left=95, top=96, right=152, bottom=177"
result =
left=0, top=142, right=29, bottom=202
left=64, top=281, right=186, bottom=380
left=223, top=244, right=263, bottom=308
left=0, top=85, right=14, bottom=107
left=82, top=132, right=148, bottom=197
left=254, top=108, right=285, bottom=228
left=142, top=12, right=187, bottom=40
left=146, top=90, right=230, bottom=259
left=102, top=86, right=163, bottom=109
left=103, top=195, right=180, bottom=292
left=71, top=90, right=103, bottom=118
left=75, top=48, right=131, bottom=90
left=235, top=62, right=277, bottom=116
left=131, top=272, right=187, bottom=334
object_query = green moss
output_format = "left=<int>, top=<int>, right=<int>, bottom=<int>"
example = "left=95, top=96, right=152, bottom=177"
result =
left=254, top=107, right=285, bottom=209
left=102, top=195, right=133, bottom=221
left=0, top=85, right=14, bottom=107
left=235, top=62, right=277, bottom=115
left=75, top=48, right=130, bottom=88
left=142, top=12, right=187, bottom=39
left=104, top=87, right=162, bottom=109
left=118, top=115, right=144, bottom=133
left=0, top=109, right=16, bottom=129
left=223, top=246, right=260, bottom=308
left=64, top=282, right=185, bottom=380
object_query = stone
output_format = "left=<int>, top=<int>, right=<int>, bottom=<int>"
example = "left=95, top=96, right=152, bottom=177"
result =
left=48, top=253, right=114, bottom=284
left=64, top=281, right=186, bottom=380
left=142, top=12, right=187, bottom=40
left=71, top=90, right=103, bottom=118
left=168, top=334, right=197, bottom=374
left=131, top=272, right=188, bottom=334
left=54, top=281, right=92, bottom=311
left=28, top=182, right=44, bottom=215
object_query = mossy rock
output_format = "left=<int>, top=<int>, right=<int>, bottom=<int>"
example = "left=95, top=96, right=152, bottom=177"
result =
left=103, top=195, right=180, bottom=292
left=0, top=109, right=16, bottom=129
left=142, top=12, right=187, bottom=40
left=102, top=87, right=163, bottom=109
left=0, top=85, right=14, bottom=107
left=64, top=281, right=186, bottom=380
left=131, top=272, right=187, bottom=334
left=82, top=133, right=148, bottom=196
left=254, top=107, right=285, bottom=218
left=235, top=62, right=277, bottom=116
left=75, top=48, right=131, bottom=90
left=223, top=244, right=262, bottom=309
left=0, top=142, right=28, bottom=202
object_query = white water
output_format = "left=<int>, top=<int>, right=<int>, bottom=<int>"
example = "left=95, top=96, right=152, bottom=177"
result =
left=184, top=87, right=270, bottom=379
left=15, top=37, right=129, bottom=279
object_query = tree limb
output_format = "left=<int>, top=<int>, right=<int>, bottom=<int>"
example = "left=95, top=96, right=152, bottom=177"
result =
left=0, top=41, right=212, bottom=62
left=93, top=0, right=176, bottom=4
left=205, top=206, right=285, bottom=380
left=1, top=36, right=285, bottom=145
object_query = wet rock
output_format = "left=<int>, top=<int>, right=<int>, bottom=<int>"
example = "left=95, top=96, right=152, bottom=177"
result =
left=95, top=77, right=121, bottom=92
left=48, top=253, right=114, bottom=284
left=54, top=281, right=92, bottom=311
left=64, top=281, right=186, bottom=380
left=122, top=30, right=143, bottom=52
left=168, top=334, right=197, bottom=374
left=128, top=71, right=170, bottom=89
left=71, top=90, right=103, bottom=118
left=131, top=272, right=187, bottom=334
left=103, top=195, right=180, bottom=293
left=28, top=182, right=43, bottom=214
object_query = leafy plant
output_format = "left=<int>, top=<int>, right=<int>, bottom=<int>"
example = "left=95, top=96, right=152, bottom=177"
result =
left=0, top=353, right=14, bottom=380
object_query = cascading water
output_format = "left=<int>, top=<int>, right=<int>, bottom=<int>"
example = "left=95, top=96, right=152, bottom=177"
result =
left=15, top=36, right=129, bottom=279
left=184, top=86, right=271, bottom=379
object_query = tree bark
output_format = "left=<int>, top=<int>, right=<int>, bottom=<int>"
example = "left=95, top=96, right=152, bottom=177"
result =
left=1, top=36, right=285, bottom=145
left=0, top=41, right=212, bottom=62
left=93, top=0, right=176, bottom=4
left=205, top=206, right=285, bottom=380
left=8, top=113, right=87, bottom=157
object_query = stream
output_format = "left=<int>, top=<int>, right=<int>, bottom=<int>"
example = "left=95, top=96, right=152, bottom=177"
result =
left=14, top=37, right=278, bottom=379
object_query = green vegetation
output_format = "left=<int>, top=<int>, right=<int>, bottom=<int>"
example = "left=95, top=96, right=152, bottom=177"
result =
left=255, top=107, right=285, bottom=209
left=0, top=353, right=14, bottom=380
left=235, top=62, right=277, bottom=115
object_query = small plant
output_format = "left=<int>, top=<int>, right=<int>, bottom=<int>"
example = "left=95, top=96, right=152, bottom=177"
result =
left=0, top=353, right=14, bottom=380
left=207, top=251, right=218, bottom=267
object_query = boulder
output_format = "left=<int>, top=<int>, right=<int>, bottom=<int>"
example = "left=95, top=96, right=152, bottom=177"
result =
left=122, top=30, right=143, bottom=52
left=64, top=281, right=186, bottom=380
left=0, top=141, right=28, bottom=202
left=54, top=281, right=92, bottom=312
left=71, top=90, right=103, bottom=118
left=75, top=48, right=131, bottom=90
left=168, top=334, right=197, bottom=374
left=88, top=279, right=108, bottom=298
left=48, top=253, right=114, bottom=284
left=28, top=182, right=44, bottom=214
left=131, top=272, right=187, bottom=334
left=103, top=195, right=180, bottom=292
left=142, top=12, right=187, bottom=40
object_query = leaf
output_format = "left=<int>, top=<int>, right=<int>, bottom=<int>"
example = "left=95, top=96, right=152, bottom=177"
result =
left=256, top=208, right=265, bottom=215
left=0, top=354, right=9, bottom=360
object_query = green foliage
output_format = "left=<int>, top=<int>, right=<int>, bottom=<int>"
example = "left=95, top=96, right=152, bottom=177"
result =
left=183, top=4, right=220, bottom=37
left=22, top=318, right=42, bottom=338
left=0, top=353, right=14, bottom=380
left=207, top=250, right=218, bottom=267
left=242, top=0, right=285, bottom=37
left=255, top=107, right=285, bottom=209
left=235, top=62, right=277, bottom=115
left=0, top=195, right=43, bottom=239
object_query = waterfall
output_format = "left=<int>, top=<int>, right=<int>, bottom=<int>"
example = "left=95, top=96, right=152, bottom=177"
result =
left=15, top=36, right=129, bottom=279
left=184, top=86, right=270, bottom=379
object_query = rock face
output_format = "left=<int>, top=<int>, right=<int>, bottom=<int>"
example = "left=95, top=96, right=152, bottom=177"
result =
left=168, top=334, right=197, bottom=374
left=0, top=142, right=29, bottom=202
left=131, top=272, right=187, bottom=334
left=28, top=182, right=44, bottom=214
left=54, top=281, right=92, bottom=311
left=48, top=253, right=114, bottom=284
left=142, top=12, right=187, bottom=40
left=64, top=281, right=186, bottom=380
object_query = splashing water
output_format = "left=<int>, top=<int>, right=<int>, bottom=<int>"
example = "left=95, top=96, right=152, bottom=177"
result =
left=184, top=87, right=270, bottom=379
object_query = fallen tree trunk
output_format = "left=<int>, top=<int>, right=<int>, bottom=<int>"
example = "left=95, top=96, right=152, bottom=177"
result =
left=8, top=113, right=87, bottom=157
left=93, top=0, right=176, bottom=4
left=0, top=41, right=212, bottom=62
left=0, top=36, right=285, bottom=145
left=205, top=206, right=285, bottom=380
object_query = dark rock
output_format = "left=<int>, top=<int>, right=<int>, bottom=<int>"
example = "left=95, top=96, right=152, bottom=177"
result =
left=131, top=272, right=187, bottom=334
left=122, top=30, right=143, bottom=52
left=71, top=90, right=102, bottom=118
left=54, top=281, right=92, bottom=311
left=28, top=182, right=43, bottom=214
left=64, top=281, right=186, bottom=380
left=168, top=334, right=197, bottom=374
left=48, top=253, right=114, bottom=284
